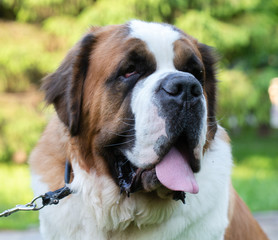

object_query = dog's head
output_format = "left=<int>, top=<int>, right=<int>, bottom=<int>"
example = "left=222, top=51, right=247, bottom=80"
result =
left=43, top=20, right=217, bottom=202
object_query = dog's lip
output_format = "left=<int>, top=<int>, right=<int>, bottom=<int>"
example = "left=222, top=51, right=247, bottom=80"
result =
left=129, top=168, right=160, bottom=193
left=174, top=141, right=200, bottom=173
left=128, top=141, right=200, bottom=195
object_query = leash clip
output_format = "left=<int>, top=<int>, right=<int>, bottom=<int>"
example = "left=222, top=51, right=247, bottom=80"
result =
left=0, top=160, right=72, bottom=218
left=0, top=195, right=44, bottom=217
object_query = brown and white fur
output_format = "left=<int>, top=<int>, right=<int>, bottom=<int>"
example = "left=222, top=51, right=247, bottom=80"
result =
left=30, top=20, right=268, bottom=240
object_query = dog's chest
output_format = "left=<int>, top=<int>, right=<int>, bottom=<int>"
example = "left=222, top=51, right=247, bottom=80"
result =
left=35, top=127, right=232, bottom=240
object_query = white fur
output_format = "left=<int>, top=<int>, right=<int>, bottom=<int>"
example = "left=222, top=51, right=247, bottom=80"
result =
left=129, top=20, right=179, bottom=70
left=126, top=70, right=168, bottom=168
left=32, top=126, right=232, bottom=240
left=126, top=21, right=207, bottom=168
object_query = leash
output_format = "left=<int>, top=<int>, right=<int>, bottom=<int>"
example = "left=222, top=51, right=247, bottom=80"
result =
left=0, top=160, right=73, bottom=217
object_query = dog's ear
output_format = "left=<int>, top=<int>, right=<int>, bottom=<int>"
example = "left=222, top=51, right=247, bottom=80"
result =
left=198, top=43, right=218, bottom=139
left=42, top=34, right=96, bottom=136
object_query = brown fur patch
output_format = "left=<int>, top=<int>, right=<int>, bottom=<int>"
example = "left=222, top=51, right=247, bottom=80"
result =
left=173, top=38, right=202, bottom=70
left=219, top=127, right=231, bottom=143
left=29, top=116, right=71, bottom=191
left=225, top=186, right=269, bottom=240
left=76, top=27, right=156, bottom=173
left=42, top=34, right=96, bottom=136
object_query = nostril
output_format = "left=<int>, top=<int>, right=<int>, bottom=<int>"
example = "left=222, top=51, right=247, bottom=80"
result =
left=191, top=84, right=202, bottom=97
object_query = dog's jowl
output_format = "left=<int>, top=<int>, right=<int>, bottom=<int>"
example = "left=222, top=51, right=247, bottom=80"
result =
left=30, top=20, right=268, bottom=240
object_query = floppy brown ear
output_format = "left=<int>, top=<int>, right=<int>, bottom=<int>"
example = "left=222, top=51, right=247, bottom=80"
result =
left=42, top=34, right=96, bottom=136
left=198, top=43, right=218, bottom=140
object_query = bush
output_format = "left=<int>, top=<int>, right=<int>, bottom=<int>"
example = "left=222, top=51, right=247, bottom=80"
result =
left=0, top=20, right=69, bottom=92
left=0, top=93, right=50, bottom=163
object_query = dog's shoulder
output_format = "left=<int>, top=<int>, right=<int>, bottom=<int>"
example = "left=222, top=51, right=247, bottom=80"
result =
left=29, top=115, right=69, bottom=191
left=225, top=186, right=269, bottom=240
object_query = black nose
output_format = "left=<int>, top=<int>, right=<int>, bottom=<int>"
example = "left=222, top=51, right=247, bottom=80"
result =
left=159, top=73, right=202, bottom=105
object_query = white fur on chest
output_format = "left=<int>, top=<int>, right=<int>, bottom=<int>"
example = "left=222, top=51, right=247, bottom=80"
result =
left=31, top=127, right=232, bottom=240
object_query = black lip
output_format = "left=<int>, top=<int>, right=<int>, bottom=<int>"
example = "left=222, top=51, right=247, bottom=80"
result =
left=116, top=155, right=186, bottom=203
left=113, top=135, right=200, bottom=196
left=154, top=134, right=201, bottom=173
left=175, top=138, right=200, bottom=173
left=114, top=153, right=137, bottom=195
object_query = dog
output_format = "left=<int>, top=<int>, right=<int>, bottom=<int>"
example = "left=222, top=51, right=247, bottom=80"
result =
left=30, top=20, right=268, bottom=240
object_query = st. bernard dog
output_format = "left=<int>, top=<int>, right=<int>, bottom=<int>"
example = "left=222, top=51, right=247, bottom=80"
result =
left=30, top=20, right=268, bottom=240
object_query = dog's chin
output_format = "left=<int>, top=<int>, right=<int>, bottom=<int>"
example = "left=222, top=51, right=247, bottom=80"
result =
left=116, top=139, right=201, bottom=203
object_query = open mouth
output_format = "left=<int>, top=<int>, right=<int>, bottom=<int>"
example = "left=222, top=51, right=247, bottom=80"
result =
left=115, top=139, right=200, bottom=203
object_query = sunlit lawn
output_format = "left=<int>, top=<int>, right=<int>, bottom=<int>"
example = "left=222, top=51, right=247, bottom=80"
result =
left=0, top=164, right=39, bottom=229
left=0, top=129, right=277, bottom=230
left=231, top=129, right=278, bottom=212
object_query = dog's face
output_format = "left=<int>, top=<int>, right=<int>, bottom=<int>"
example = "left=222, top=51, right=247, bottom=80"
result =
left=43, top=20, right=217, bottom=202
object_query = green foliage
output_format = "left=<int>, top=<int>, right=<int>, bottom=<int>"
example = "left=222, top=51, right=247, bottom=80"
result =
left=218, top=69, right=257, bottom=127
left=0, top=20, right=70, bottom=92
left=175, top=10, right=250, bottom=54
left=78, top=0, right=136, bottom=26
left=0, top=93, right=49, bottom=163
left=0, top=0, right=92, bottom=22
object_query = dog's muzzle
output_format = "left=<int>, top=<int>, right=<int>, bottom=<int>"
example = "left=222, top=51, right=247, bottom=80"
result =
left=110, top=72, right=205, bottom=202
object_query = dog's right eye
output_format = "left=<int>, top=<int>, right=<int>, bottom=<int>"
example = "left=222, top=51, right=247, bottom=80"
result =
left=124, top=65, right=137, bottom=78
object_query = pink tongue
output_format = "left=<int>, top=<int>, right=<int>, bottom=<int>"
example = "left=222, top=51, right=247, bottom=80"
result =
left=155, top=147, right=199, bottom=194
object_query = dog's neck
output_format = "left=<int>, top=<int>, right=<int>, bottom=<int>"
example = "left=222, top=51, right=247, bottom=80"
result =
left=69, top=160, right=179, bottom=232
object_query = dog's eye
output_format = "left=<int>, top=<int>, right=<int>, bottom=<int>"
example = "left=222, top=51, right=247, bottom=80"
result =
left=124, top=65, right=137, bottom=78
left=184, top=66, right=204, bottom=83
left=193, top=68, right=204, bottom=81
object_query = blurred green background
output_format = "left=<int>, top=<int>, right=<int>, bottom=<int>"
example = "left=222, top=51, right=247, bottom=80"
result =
left=0, top=0, right=278, bottom=230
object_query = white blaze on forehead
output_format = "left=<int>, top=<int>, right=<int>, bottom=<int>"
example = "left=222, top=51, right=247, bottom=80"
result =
left=129, top=20, right=180, bottom=70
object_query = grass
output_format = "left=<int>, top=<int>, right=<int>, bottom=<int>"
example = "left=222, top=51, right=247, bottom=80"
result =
left=0, top=129, right=277, bottom=230
left=0, top=163, right=39, bottom=229
left=231, top=129, right=278, bottom=212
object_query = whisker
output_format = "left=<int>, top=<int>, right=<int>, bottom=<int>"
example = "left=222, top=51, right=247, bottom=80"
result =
left=207, top=122, right=218, bottom=127
left=116, top=117, right=135, bottom=126
left=104, top=138, right=135, bottom=148
left=119, top=128, right=135, bottom=133
left=120, top=159, right=130, bottom=166
left=104, top=131, right=136, bottom=137
left=205, top=125, right=218, bottom=139
left=121, top=117, right=135, bottom=121
left=120, top=121, right=135, bottom=127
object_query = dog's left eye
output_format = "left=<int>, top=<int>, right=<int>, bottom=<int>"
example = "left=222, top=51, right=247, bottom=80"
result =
left=124, top=65, right=137, bottom=78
